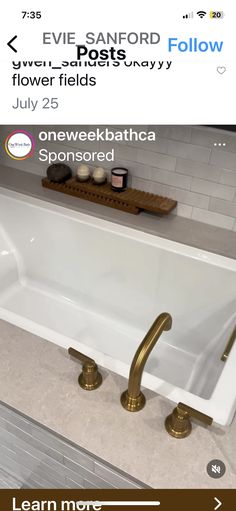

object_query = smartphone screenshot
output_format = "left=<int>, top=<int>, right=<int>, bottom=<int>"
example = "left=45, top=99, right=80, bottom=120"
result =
left=0, top=1, right=235, bottom=510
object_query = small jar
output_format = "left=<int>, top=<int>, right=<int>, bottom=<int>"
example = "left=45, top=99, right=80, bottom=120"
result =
left=92, top=167, right=107, bottom=185
left=111, top=167, right=128, bottom=192
left=47, top=163, right=72, bottom=183
left=76, top=164, right=90, bottom=182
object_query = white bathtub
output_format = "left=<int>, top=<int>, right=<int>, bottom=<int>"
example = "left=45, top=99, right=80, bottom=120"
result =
left=0, top=187, right=236, bottom=426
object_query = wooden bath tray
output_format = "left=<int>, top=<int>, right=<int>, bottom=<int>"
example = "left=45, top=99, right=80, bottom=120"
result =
left=42, top=177, right=177, bottom=215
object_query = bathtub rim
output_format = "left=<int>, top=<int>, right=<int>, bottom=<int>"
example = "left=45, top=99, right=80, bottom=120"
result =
left=0, top=186, right=236, bottom=426
left=1, top=186, right=236, bottom=269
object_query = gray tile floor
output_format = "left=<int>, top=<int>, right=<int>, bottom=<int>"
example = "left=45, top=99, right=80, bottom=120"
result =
left=0, top=402, right=145, bottom=489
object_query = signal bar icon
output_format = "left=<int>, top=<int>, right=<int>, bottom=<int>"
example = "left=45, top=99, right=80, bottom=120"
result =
left=183, top=12, right=194, bottom=19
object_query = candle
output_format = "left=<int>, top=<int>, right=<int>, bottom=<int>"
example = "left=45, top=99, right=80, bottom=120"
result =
left=111, top=167, right=128, bottom=192
left=92, top=167, right=107, bottom=184
left=76, top=164, right=90, bottom=182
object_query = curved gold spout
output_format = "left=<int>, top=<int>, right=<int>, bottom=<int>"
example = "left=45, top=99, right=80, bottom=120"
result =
left=121, top=312, right=172, bottom=412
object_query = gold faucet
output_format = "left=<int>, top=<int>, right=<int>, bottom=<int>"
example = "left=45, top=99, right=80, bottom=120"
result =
left=165, top=402, right=213, bottom=438
left=68, top=347, right=102, bottom=390
left=121, top=312, right=172, bottom=412
left=220, top=325, right=236, bottom=362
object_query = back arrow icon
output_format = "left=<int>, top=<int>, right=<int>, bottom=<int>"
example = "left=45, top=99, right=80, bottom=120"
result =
left=214, top=497, right=222, bottom=510
left=7, top=35, right=17, bottom=53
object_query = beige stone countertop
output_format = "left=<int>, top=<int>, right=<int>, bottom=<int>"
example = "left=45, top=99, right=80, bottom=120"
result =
left=0, top=319, right=235, bottom=488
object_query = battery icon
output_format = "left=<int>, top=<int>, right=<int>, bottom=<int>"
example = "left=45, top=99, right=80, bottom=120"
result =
left=210, top=11, right=224, bottom=18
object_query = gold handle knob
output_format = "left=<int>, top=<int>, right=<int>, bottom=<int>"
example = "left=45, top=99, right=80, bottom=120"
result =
left=68, top=347, right=94, bottom=366
left=165, top=402, right=213, bottom=439
left=68, top=347, right=102, bottom=391
left=178, top=403, right=213, bottom=426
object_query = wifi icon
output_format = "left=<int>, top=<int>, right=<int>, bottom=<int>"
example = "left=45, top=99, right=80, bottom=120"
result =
left=197, top=10, right=207, bottom=18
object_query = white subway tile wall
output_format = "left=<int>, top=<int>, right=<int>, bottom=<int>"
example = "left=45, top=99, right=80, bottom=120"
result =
left=0, top=403, right=145, bottom=489
left=1, top=125, right=236, bottom=231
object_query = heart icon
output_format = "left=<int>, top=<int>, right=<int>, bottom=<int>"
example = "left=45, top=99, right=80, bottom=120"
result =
left=217, top=66, right=226, bottom=74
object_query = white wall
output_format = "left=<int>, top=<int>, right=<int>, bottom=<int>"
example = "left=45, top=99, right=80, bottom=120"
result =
left=1, top=125, right=236, bottom=231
